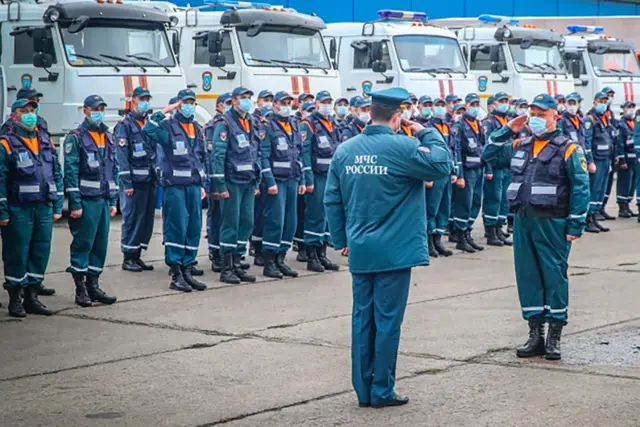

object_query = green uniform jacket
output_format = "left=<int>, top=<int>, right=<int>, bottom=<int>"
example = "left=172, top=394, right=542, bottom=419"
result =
left=0, top=125, right=64, bottom=220
left=324, top=125, right=453, bottom=274
left=483, top=126, right=590, bottom=237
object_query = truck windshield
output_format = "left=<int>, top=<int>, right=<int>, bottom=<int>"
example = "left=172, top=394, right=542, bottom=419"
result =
left=393, top=35, right=467, bottom=73
left=236, top=25, right=330, bottom=69
left=509, top=42, right=565, bottom=74
left=589, top=50, right=640, bottom=76
left=58, top=20, right=175, bottom=67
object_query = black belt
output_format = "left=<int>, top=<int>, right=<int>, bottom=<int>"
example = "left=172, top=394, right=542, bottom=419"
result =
left=516, top=206, right=568, bottom=218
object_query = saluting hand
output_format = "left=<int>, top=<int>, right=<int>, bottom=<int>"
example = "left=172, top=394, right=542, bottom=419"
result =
left=403, top=119, right=424, bottom=134
left=507, top=115, right=528, bottom=133
left=162, top=100, right=182, bottom=115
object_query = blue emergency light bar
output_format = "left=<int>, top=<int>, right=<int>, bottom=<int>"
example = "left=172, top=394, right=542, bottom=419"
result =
left=377, top=9, right=428, bottom=22
left=567, top=25, right=604, bottom=34
left=478, top=14, right=519, bottom=25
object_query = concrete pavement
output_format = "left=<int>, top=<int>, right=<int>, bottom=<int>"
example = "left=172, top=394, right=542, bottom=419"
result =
left=1, top=211, right=640, bottom=426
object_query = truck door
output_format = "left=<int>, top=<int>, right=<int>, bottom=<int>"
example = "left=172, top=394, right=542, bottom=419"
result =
left=342, top=38, right=395, bottom=98
left=468, top=43, right=511, bottom=105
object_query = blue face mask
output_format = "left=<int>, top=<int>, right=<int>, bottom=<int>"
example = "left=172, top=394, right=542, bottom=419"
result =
left=180, top=103, right=195, bottom=118
left=433, top=106, right=446, bottom=118
left=224, top=105, right=232, bottom=113
left=336, top=106, right=349, bottom=117
left=468, top=107, right=480, bottom=118
left=21, top=112, right=38, bottom=128
left=595, top=103, right=607, bottom=114
left=137, top=101, right=150, bottom=114
left=90, top=111, right=105, bottom=125
left=528, top=116, right=548, bottom=136
left=497, top=103, right=509, bottom=114
left=239, top=98, right=253, bottom=113
left=422, top=107, right=432, bottom=117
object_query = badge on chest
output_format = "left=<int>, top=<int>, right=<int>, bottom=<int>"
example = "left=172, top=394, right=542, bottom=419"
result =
left=87, top=152, right=99, bottom=168
left=237, top=133, right=249, bottom=148
left=17, top=151, right=33, bottom=168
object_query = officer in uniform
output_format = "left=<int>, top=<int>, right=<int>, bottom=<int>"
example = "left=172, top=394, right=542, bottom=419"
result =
left=398, top=99, right=415, bottom=136
left=557, top=93, right=585, bottom=150
left=341, top=97, right=371, bottom=142
left=324, top=87, right=452, bottom=408
left=415, top=96, right=433, bottom=125
left=205, top=93, right=232, bottom=273
left=445, top=94, right=461, bottom=123
left=212, top=86, right=260, bottom=284
left=253, top=90, right=274, bottom=123
left=482, top=92, right=512, bottom=246
left=555, top=94, right=566, bottom=116
left=114, top=86, right=156, bottom=272
left=447, top=103, right=467, bottom=238
left=257, top=91, right=306, bottom=278
left=616, top=101, right=637, bottom=217
left=0, top=99, right=63, bottom=317
left=333, top=97, right=349, bottom=129
left=635, top=110, right=640, bottom=220
left=143, top=89, right=208, bottom=292
left=64, top=95, right=118, bottom=307
left=428, top=97, right=459, bottom=257
left=584, top=91, right=615, bottom=233
left=294, top=93, right=314, bottom=123
left=451, top=93, right=486, bottom=252
left=599, top=87, right=618, bottom=221
left=300, top=91, right=340, bottom=272
left=483, top=93, right=590, bottom=361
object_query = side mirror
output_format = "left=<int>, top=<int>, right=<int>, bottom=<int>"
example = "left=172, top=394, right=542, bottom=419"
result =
left=571, top=60, right=581, bottom=79
left=246, top=21, right=264, bottom=38
left=67, top=16, right=90, bottom=34
left=329, top=38, right=337, bottom=60
left=171, top=32, right=180, bottom=56
left=33, top=52, right=53, bottom=69
left=520, top=38, right=533, bottom=50
left=209, top=53, right=227, bottom=68
left=489, top=45, right=500, bottom=63
left=372, top=60, right=387, bottom=73
left=490, top=62, right=503, bottom=74
left=32, top=27, right=54, bottom=55
left=370, top=41, right=383, bottom=62
left=207, top=31, right=224, bottom=54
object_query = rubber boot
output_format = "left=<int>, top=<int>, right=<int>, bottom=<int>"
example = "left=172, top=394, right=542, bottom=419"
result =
left=254, top=241, right=265, bottom=267
left=593, top=215, right=610, bottom=232
left=433, top=235, right=453, bottom=257
left=276, top=252, right=299, bottom=277
left=86, top=276, right=117, bottom=305
left=496, top=226, right=513, bottom=246
left=428, top=235, right=439, bottom=257
left=233, top=254, right=256, bottom=283
left=37, top=284, right=56, bottom=296
left=516, top=321, right=546, bottom=358
left=318, top=243, right=340, bottom=271
left=486, top=226, right=504, bottom=247
left=209, top=249, right=222, bottom=273
left=7, top=287, right=26, bottom=318
left=465, top=230, right=484, bottom=251
left=122, top=255, right=143, bottom=272
left=296, top=241, right=308, bottom=263
left=220, top=254, right=241, bottom=285
left=600, top=207, right=616, bottom=220
left=306, top=245, right=325, bottom=272
left=545, top=323, right=563, bottom=360
left=618, top=202, right=632, bottom=218
left=22, top=285, right=53, bottom=316
left=263, top=252, right=284, bottom=279
left=448, top=229, right=460, bottom=243
left=455, top=230, right=476, bottom=253
left=182, top=265, right=207, bottom=291
left=73, top=273, right=92, bottom=307
left=585, top=214, right=600, bottom=233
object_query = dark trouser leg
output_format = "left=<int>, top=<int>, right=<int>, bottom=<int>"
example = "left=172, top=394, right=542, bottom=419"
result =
left=162, top=186, right=188, bottom=266
left=183, top=185, right=203, bottom=266
left=351, top=272, right=375, bottom=405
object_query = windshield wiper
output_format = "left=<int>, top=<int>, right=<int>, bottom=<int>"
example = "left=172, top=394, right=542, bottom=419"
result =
left=100, top=54, right=147, bottom=73
left=610, top=68, right=632, bottom=74
left=249, top=58, right=288, bottom=72
left=515, top=62, right=533, bottom=70
left=405, top=68, right=436, bottom=77
left=597, top=67, right=619, bottom=74
left=126, top=54, right=170, bottom=73
left=270, top=59, right=310, bottom=73
left=71, top=53, right=120, bottom=72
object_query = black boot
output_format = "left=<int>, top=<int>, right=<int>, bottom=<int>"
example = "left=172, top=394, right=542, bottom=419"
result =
left=249, top=241, right=256, bottom=257
left=624, top=204, right=636, bottom=217
left=448, top=229, right=460, bottom=243
left=306, top=245, right=325, bottom=272
left=135, top=257, right=154, bottom=271
left=209, top=249, right=222, bottom=273
left=22, top=285, right=53, bottom=316
left=37, top=283, right=56, bottom=296
left=86, top=276, right=117, bottom=305
left=318, top=244, right=340, bottom=271
left=220, top=254, right=241, bottom=284
left=296, top=241, right=309, bottom=263
left=73, top=274, right=92, bottom=307
left=585, top=214, right=600, bottom=233
left=263, top=252, right=284, bottom=279
left=465, top=230, right=484, bottom=251
left=428, top=235, right=439, bottom=257
left=516, top=321, right=546, bottom=358
left=182, top=265, right=207, bottom=291
left=455, top=230, right=476, bottom=253
left=169, top=264, right=192, bottom=292
left=507, top=217, right=514, bottom=234
left=7, top=287, right=26, bottom=318
left=545, top=323, right=563, bottom=360
left=190, top=264, right=205, bottom=276
left=496, top=226, right=513, bottom=246
left=486, top=226, right=504, bottom=247
left=276, top=252, right=299, bottom=277
left=618, top=203, right=632, bottom=218
left=433, top=235, right=453, bottom=257
left=600, top=207, right=616, bottom=220
left=254, top=241, right=264, bottom=267
left=122, top=255, right=143, bottom=272
left=233, top=254, right=256, bottom=283
left=593, top=215, right=610, bottom=232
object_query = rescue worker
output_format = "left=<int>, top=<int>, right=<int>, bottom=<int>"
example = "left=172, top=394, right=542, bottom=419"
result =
left=616, top=101, right=637, bottom=217
left=599, top=87, right=618, bottom=221
left=294, top=93, right=314, bottom=123
left=415, top=96, right=433, bottom=125
left=584, top=92, right=615, bottom=233
left=398, top=99, right=415, bottom=136
left=482, top=92, right=512, bottom=246
left=486, top=95, right=496, bottom=115
left=451, top=93, right=486, bottom=253
left=0, top=99, right=63, bottom=317
left=143, top=89, right=208, bottom=292
left=445, top=94, right=461, bottom=123
left=206, top=93, right=232, bottom=273
left=333, top=97, right=349, bottom=129
left=114, top=86, right=156, bottom=272
left=635, top=110, right=640, bottom=220
left=324, top=87, right=452, bottom=408
left=300, top=90, right=340, bottom=273
left=555, top=94, right=566, bottom=116
left=447, top=103, right=466, bottom=240
left=558, top=93, right=585, bottom=150
left=258, top=91, right=306, bottom=278
left=341, top=97, right=371, bottom=142
left=483, top=93, right=590, bottom=361
left=428, top=97, right=459, bottom=257
left=64, top=95, right=118, bottom=307
left=212, top=86, right=260, bottom=284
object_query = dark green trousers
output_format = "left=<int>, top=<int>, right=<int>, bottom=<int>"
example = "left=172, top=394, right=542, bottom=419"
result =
left=220, top=182, right=255, bottom=255
left=69, top=198, right=110, bottom=277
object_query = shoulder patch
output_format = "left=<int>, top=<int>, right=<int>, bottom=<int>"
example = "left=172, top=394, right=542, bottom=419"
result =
left=301, top=131, right=307, bottom=141
left=258, top=129, right=266, bottom=140
left=584, top=121, right=592, bottom=130
left=207, top=141, right=213, bottom=152
left=580, top=156, right=587, bottom=172
left=220, top=131, right=228, bottom=141
left=118, top=138, right=127, bottom=147
left=343, top=134, right=350, bottom=142
left=65, top=142, right=73, bottom=154
left=418, top=146, right=430, bottom=153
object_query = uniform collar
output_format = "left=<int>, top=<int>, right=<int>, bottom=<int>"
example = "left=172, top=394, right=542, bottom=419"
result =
left=175, top=112, right=194, bottom=124
left=533, top=129, right=561, bottom=141
left=13, top=122, right=37, bottom=138
left=82, top=118, right=103, bottom=132
left=463, top=113, right=478, bottom=122
left=362, top=124, right=393, bottom=135
left=129, top=110, right=147, bottom=121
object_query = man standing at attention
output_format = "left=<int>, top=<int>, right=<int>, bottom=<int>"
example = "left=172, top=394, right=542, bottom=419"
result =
left=324, top=88, right=452, bottom=408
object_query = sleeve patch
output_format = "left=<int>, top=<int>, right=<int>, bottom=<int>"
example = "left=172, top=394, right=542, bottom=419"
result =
left=418, top=146, right=430, bottom=153
left=220, top=131, right=228, bottom=141
left=118, top=138, right=127, bottom=147
left=301, top=131, right=307, bottom=141
left=258, top=129, right=266, bottom=140
left=65, top=142, right=73, bottom=154
left=584, top=121, right=592, bottom=130
left=207, top=141, right=213, bottom=152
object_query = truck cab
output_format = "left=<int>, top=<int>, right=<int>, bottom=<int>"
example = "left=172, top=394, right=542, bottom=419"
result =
left=562, top=25, right=640, bottom=110
left=434, top=15, right=575, bottom=108
left=133, top=0, right=340, bottom=116
left=324, top=10, right=474, bottom=101
left=0, top=0, right=190, bottom=146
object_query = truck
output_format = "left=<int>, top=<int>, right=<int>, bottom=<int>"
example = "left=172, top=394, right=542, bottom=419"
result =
left=323, top=9, right=475, bottom=101
left=0, top=0, right=193, bottom=147
left=432, top=15, right=575, bottom=108
left=129, top=0, right=341, bottom=115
